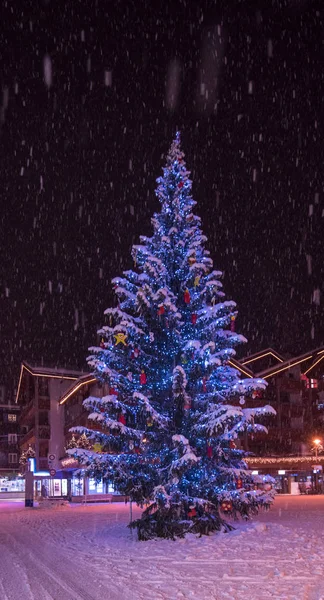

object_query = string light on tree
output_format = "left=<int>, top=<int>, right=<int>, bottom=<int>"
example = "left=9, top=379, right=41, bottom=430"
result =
left=68, top=132, right=275, bottom=541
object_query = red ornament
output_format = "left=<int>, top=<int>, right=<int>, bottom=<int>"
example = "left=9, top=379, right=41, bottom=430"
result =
left=202, top=377, right=207, bottom=392
left=109, top=388, right=118, bottom=396
left=230, top=440, right=236, bottom=449
left=188, top=507, right=196, bottom=518
left=184, top=397, right=192, bottom=410
left=236, top=478, right=243, bottom=489
left=130, top=346, right=140, bottom=359
left=230, top=316, right=236, bottom=332
left=100, top=338, right=105, bottom=348
left=184, top=289, right=190, bottom=304
left=157, top=305, right=165, bottom=316
left=207, top=441, right=213, bottom=458
left=221, top=500, right=232, bottom=513
left=178, top=181, right=184, bottom=189
left=118, top=414, right=126, bottom=425
left=191, top=313, right=197, bottom=325
left=140, top=370, right=147, bottom=385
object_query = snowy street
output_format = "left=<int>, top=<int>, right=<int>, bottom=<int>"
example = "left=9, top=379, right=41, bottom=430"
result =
left=1, top=496, right=324, bottom=599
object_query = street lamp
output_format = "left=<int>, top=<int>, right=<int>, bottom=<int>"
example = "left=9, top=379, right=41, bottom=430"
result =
left=313, top=438, right=322, bottom=460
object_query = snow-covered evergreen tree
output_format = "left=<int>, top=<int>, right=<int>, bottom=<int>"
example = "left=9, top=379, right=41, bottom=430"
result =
left=70, top=132, right=275, bottom=540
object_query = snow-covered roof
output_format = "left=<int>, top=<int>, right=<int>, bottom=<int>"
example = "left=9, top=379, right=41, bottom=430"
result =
left=241, top=348, right=284, bottom=367
left=58, top=373, right=97, bottom=406
left=255, top=346, right=324, bottom=379
left=15, top=362, right=85, bottom=404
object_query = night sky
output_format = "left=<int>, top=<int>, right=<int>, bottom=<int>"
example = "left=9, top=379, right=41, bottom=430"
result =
left=1, top=0, right=323, bottom=394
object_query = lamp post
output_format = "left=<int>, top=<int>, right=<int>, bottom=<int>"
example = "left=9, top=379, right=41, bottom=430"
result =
left=313, top=438, right=321, bottom=461
left=313, top=438, right=322, bottom=493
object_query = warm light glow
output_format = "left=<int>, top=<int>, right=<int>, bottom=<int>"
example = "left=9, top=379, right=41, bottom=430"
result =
left=246, top=456, right=324, bottom=465
left=262, top=355, right=313, bottom=379
left=16, top=363, right=79, bottom=403
left=59, top=378, right=97, bottom=405
left=228, top=360, right=253, bottom=378
left=313, top=438, right=321, bottom=446
left=242, top=351, right=284, bottom=366
left=304, top=354, right=324, bottom=375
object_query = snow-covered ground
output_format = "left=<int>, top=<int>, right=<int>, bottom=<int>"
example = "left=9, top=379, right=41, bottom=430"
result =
left=1, top=496, right=324, bottom=600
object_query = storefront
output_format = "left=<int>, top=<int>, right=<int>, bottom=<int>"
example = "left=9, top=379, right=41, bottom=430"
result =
left=247, top=455, right=324, bottom=494
left=0, top=475, right=25, bottom=498
left=59, top=457, right=117, bottom=501
left=70, top=472, right=115, bottom=501
left=34, top=477, right=68, bottom=499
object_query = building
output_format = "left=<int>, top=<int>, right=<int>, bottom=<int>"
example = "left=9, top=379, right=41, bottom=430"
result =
left=240, top=347, right=324, bottom=492
left=16, top=362, right=84, bottom=497
left=0, top=385, right=22, bottom=496
left=15, top=346, right=324, bottom=499
left=0, top=384, right=20, bottom=476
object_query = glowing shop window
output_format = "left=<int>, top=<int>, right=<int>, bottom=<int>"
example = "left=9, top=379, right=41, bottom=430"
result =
left=89, top=478, right=103, bottom=494
left=61, top=479, right=68, bottom=496
left=48, top=479, right=62, bottom=497
left=71, top=477, right=84, bottom=496
left=306, top=379, right=318, bottom=389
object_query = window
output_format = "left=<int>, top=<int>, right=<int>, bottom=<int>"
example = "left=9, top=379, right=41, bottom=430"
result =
left=8, top=414, right=17, bottom=422
left=8, top=453, right=18, bottom=464
left=8, top=433, right=17, bottom=444
left=38, top=377, right=49, bottom=396
left=89, top=478, right=103, bottom=494
left=306, top=379, right=318, bottom=389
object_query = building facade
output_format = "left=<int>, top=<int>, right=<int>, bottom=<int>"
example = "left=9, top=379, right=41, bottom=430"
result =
left=240, top=347, right=324, bottom=492
left=15, top=346, right=324, bottom=499
left=0, top=385, right=20, bottom=477
left=16, top=363, right=83, bottom=473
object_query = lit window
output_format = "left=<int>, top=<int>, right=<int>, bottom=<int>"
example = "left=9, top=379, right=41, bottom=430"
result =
left=8, top=414, right=17, bottom=422
left=8, top=453, right=18, bottom=464
left=306, top=379, right=318, bottom=389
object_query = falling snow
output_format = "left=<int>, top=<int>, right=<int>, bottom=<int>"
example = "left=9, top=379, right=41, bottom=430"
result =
left=0, top=2, right=323, bottom=394
left=1, top=497, right=324, bottom=599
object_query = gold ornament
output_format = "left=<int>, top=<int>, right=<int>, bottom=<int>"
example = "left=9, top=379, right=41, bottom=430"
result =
left=114, top=332, right=128, bottom=346
left=194, top=275, right=201, bottom=288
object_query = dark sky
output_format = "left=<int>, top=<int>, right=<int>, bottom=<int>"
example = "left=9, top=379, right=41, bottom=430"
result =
left=0, top=0, right=323, bottom=393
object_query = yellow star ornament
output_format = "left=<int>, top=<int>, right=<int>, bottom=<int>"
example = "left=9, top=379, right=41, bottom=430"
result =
left=93, top=443, right=103, bottom=453
left=114, top=332, right=128, bottom=346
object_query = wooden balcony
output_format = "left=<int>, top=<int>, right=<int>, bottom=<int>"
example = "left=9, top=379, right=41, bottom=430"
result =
left=39, top=457, right=49, bottom=470
left=39, top=397, right=50, bottom=410
left=20, top=400, right=35, bottom=423
left=39, top=425, right=50, bottom=439
left=20, top=428, right=35, bottom=446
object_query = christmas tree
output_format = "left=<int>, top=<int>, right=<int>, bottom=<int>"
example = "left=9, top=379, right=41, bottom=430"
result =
left=70, top=132, right=275, bottom=540
left=19, top=444, right=36, bottom=468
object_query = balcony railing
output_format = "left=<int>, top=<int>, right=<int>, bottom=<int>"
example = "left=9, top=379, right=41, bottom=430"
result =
left=39, top=425, right=50, bottom=439
left=20, top=400, right=35, bottom=422
left=20, top=428, right=35, bottom=445
left=39, top=457, right=49, bottom=470
left=39, top=397, right=50, bottom=410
